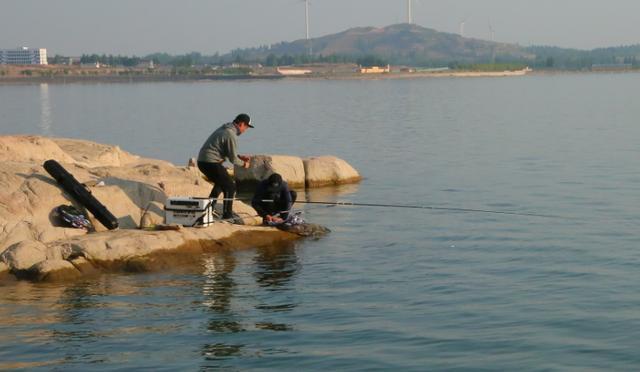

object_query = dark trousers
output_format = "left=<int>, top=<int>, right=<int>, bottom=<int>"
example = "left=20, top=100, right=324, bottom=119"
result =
left=198, top=161, right=236, bottom=218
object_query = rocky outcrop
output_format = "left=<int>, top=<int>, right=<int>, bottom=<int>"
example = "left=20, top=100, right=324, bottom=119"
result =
left=304, top=156, right=362, bottom=187
left=234, top=154, right=360, bottom=189
left=0, top=135, right=348, bottom=282
left=234, top=155, right=306, bottom=189
left=1, top=240, right=50, bottom=271
left=52, top=138, right=140, bottom=168
left=0, top=135, right=76, bottom=164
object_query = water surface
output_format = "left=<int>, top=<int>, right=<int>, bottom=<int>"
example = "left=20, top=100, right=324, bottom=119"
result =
left=2, top=74, right=640, bottom=370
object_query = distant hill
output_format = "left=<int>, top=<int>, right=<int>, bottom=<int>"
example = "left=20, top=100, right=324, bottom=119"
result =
left=229, top=23, right=534, bottom=66
left=226, top=23, right=640, bottom=69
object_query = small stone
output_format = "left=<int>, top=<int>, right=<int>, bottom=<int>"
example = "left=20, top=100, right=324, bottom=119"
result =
left=140, top=202, right=163, bottom=229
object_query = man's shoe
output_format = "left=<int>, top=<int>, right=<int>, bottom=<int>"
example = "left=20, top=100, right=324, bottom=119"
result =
left=222, top=212, right=244, bottom=225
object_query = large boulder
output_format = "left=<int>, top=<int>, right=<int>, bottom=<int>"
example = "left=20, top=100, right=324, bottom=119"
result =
left=234, top=155, right=305, bottom=189
left=1, top=240, right=49, bottom=271
left=0, top=135, right=76, bottom=164
left=304, top=156, right=362, bottom=187
left=52, top=138, right=140, bottom=168
left=29, top=259, right=82, bottom=282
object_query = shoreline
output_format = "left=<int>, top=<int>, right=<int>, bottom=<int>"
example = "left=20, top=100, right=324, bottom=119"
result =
left=2, top=69, right=638, bottom=85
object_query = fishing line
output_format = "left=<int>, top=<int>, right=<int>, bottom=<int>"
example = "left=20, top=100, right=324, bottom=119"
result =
left=214, top=197, right=570, bottom=219
left=283, top=200, right=564, bottom=219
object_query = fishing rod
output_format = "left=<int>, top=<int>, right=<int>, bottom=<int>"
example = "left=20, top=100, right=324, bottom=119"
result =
left=274, top=200, right=562, bottom=219
left=215, top=197, right=566, bottom=219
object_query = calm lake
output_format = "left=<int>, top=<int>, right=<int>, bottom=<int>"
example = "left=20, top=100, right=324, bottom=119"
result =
left=2, top=73, right=640, bottom=370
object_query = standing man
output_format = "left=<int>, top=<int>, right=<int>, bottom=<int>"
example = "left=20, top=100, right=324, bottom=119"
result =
left=252, top=173, right=297, bottom=224
left=198, top=113, right=253, bottom=220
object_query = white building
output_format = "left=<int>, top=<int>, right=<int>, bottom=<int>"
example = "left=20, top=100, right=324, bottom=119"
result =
left=0, top=47, right=48, bottom=65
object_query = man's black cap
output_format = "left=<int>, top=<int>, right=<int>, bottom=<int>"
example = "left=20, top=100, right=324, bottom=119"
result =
left=267, top=173, right=283, bottom=188
left=234, top=113, right=253, bottom=128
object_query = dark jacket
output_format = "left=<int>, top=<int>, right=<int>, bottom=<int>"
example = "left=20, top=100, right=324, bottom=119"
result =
left=251, top=179, right=293, bottom=217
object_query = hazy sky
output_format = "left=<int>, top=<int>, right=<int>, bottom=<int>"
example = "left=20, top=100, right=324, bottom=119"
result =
left=2, top=0, right=638, bottom=56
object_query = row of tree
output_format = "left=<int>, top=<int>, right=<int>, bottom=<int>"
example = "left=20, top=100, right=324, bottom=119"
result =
left=526, top=45, right=640, bottom=70
left=47, top=46, right=640, bottom=71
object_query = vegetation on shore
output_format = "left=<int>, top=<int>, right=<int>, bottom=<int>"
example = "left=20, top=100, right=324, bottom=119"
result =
left=2, top=23, right=639, bottom=81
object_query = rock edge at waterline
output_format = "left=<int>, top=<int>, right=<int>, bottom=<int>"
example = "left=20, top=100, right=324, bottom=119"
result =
left=0, top=135, right=360, bottom=282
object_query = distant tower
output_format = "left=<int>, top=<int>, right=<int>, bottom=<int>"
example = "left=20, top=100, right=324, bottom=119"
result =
left=459, top=19, right=466, bottom=37
left=305, top=0, right=310, bottom=40
left=488, top=21, right=496, bottom=63
left=488, top=20, right=495, bottom=42
left=407, top=0, right=413, bottom=24
left=304, top=0, right=312, bottom=55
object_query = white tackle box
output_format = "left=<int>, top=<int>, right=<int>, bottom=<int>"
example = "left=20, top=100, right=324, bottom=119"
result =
left=164, top=197, right=216, bottom=227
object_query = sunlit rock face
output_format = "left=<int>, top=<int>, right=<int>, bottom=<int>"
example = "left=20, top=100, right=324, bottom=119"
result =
left=234, top=155, right=306, bottom=190
left=234, top=154, right=361, bottom=190
left=303, top=156, right=361, bottom=188
left=1, top=135, right=319, bottom=282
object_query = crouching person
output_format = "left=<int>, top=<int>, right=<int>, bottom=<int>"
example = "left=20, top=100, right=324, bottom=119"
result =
left=252, top=173, right=297, bottom=224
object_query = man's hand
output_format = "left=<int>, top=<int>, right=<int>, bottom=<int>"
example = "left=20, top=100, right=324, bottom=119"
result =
left=239, top=155, right=251, bottom=169
left=264, top=215, right=284, bottom=224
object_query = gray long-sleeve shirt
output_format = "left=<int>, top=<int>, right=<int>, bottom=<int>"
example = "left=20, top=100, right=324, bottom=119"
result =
left=197, top=122, right=244, bottom=166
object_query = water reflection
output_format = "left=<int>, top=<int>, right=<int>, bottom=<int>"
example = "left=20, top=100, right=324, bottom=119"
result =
left=200, top=242, right=301, bottom=363
left=201, top=342, right=245, bottom=361
left=253, top=244, right=300, bottom=290
left=201, top=251, right=244, bottom=341
left=202, top=252, right=237, bottom=314
left=1, top=237, right=310, bottom=368
left=251, top=244, right=300, bottom=332
left=299, top=183, right=361, bottom=203
left=39, top=83, right=52, bottom=135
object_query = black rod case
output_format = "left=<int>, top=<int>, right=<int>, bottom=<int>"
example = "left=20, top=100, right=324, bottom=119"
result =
left=43, top=159, right=119, bottom=230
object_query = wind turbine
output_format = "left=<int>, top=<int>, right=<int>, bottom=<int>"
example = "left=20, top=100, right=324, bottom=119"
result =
left=303, top=0, right=312, bottom=55
left=488, top=20, right=496, bottom=63
left=459, top=18, right=467, bottom=37
left=304, top=0, right=310, bottom=40
left=406, top=0, right=421, bottom=25
left=488, top=19, right=495, bottom=42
